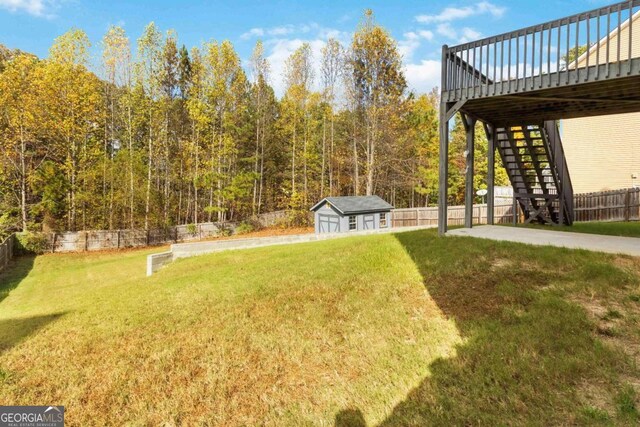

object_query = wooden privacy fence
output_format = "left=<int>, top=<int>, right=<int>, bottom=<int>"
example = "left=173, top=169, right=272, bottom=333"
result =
left=574, top=188, right=640, bottom=222
left=0, top=234, right=15, bottom=273
left=20, top=210, right=293, bottom=254
left=392, top=204, right=519, bottom=228
left=47, top=222, right=231, bottom=253
left=393, top=188, right=640, bottom=227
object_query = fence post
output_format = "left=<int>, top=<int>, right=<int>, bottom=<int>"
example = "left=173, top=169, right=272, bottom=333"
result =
left=624, top=188, right=631, bottom=222
left=146, top=229, right=150, bottom=246
left=84, top=232, right=89, bottom=251
left=116, top=230, right=120, bottom=249
left=51, top=232, right=56, bottom=253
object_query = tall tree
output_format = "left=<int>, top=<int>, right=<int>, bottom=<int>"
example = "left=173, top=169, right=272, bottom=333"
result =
left=203, top=40, right=249, bottom=222
left=351, top=10, right=407, bottom=196
left=186, top=47, right=208, bottom=225
left=136, top=22, right=163, bottom=229
left=249, top=41, right=272, bottom=215
left=321, top=38, right=343, bottom=197
left=42, top=29, right=104, bottom=230
left=284, top=43, right=314, bottom=205
left=0, top=54, right=42, bottom=230
left=102, top=25, right=131, bottom=229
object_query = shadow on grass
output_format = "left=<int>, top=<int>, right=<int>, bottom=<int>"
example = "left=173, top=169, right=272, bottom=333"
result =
left=0, top=312, right=68, bottom=354
left=335, top=229, right=638, bottom=426
left=335, top=409, right=366, bottom=427
left=0, top=256, right=66, bottom=355
left=0, top=255, right=35, bottom=304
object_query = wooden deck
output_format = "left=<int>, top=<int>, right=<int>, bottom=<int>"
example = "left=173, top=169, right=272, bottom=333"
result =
left=438, top=1, right=640, bottom=234
left=446, top=59, right=640, bottom=125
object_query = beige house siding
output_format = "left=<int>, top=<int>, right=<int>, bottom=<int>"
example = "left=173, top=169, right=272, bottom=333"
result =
left=562, top=113, right=640, bottom=193
left=562, top=11, right=640, bottom=193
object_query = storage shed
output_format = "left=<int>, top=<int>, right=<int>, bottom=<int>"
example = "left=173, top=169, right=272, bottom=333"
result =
left=310, top=196, right=394, bottom=234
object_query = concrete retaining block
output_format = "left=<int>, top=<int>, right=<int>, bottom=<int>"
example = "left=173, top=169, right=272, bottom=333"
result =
left=146, top=251, right=173, bottom=276
left=146, top=225, right=436, bottom=276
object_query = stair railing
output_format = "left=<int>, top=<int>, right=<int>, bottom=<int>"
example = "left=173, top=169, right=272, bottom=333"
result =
left=544, top=121, right=575, bottom=224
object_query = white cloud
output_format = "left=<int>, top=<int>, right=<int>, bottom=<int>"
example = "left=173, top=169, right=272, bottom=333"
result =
left=459, top=27, right=482, bottom=43
left=240, top=28, right=265, bottom=40
left=269, top=26, right=294, bottom=36
left=241, top=23, right=337, bottom=41
left=398, top=36, right=420, bottom=61
left=435, top=23, right=482, bottom=43
left=398, top=30, right=435, bottom=61
left=405, top=59, right=441, bottom=93
left=266, top=38, right=327, bottom=97
left=476, top=1, right=506, bottom=18
left=436, top=23, right=457, bottom=39
left=239, top=22, right=350, bottom=97
left=417, top=6, right=475, bottom=24
left=0, top=0, right=55, bottom=17
left=418, top=30, right=434, bottom=41
left=415, top=1, right=505, bottom=24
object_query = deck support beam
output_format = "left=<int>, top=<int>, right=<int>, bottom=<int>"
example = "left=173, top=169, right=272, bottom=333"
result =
left=462, top=113, right=477, bottom=229
left=484, top=123, right=496, bottom=225
left=438, top=102, right=450, bottom=236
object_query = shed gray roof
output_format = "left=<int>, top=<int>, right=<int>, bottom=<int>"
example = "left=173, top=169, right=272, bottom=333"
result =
left=310, top=196, right=394, bottom=215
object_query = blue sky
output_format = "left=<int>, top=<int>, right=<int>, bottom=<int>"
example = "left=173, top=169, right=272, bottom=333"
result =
left=0, top=0, right=612, bottom=95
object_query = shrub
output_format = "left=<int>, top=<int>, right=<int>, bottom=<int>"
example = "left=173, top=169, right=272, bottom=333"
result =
left=216, top=223, right=233, bottom=237
left=235, top=222, right=255, bottom=235
left=15, top=231, right=50, bottom=255
left=186, top=223, right=197, bottom=235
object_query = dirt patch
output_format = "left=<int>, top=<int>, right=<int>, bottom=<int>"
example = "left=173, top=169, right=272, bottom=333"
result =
left=490, top=258, right=514, bottom=271
left=577, top=379, right=616, bottom=415
left=570, top=295, right=609, bottom=320
left=613, top=257, right=640, bottom=273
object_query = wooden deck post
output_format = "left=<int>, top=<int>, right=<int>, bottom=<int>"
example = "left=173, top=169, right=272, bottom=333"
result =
left=485, top=123, right=496, bottom=225
left=438, top=106, right=450, bottom=236
left=438, top=45, right=450, bottom=236
left=463, top=113, right=476, bottom=229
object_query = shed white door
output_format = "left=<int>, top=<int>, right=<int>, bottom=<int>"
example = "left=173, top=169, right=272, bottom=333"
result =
left=319, top=214, right=340, bottom=233
left=363, top=215, right=374, bottom=230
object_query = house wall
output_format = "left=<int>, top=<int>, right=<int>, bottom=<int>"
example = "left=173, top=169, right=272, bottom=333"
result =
left=563, top=113, right=640, bottom=193
left=562, top=11, right=640, bottom=193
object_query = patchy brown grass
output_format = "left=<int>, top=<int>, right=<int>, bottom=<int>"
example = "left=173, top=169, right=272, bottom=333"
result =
left=1, top=229, right=640, bottom=425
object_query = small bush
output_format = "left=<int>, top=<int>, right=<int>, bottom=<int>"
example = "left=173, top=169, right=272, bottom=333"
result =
left=15, top=231, right=50, bottom=255
left=186, top=223, right=197, bottom=235
left=235, top=222, right=255, bottom=235
left=217, top=224, right=233, bottom=237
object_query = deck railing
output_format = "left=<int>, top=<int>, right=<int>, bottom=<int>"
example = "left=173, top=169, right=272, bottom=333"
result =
left=442, top=0, right=640, bottom=101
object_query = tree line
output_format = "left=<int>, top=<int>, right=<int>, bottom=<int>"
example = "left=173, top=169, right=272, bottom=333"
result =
left=0, top=10, right=505, bottom=234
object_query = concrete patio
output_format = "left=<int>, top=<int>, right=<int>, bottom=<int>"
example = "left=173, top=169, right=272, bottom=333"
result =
left=448, top=226, right=640, bottom=257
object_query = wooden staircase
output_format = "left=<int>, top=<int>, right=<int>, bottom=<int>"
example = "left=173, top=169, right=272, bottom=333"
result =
left=496, top=122, right=574, bottom=225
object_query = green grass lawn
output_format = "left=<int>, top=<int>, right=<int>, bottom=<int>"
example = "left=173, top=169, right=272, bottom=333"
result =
left=1, top=230, right=640, bottom=425
left=519, top=220, right=640, bottom=238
